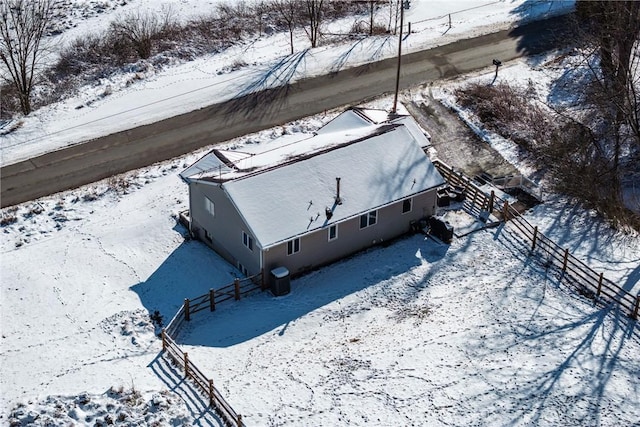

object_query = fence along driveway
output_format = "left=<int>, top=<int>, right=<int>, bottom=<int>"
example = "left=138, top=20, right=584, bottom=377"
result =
left=433, top=159, right=640, bottom=323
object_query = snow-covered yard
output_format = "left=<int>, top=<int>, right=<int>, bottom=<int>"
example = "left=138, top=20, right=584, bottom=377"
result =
left=179, top=225, right=640, bottom=426
left=2, top=96, right=639, bottom=425
left=2, top=0, right=639, bottom=425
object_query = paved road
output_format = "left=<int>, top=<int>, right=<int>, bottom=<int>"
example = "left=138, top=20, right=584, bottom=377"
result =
left=0, top=15, right=572, bottom=208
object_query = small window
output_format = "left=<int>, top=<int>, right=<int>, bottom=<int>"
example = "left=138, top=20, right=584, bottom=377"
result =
left=402, top=198, right=412, bottom=214
left=287, top=238, right=300, bottom=255
left=204, top=197, right=215, bottom=217
left=242, top=231, right=253, bottom=251
left=359, top=210, right=377, bottom=229
left=237, top=262, right=248, bottom=276
left=328, top=225, right=338, bottom=241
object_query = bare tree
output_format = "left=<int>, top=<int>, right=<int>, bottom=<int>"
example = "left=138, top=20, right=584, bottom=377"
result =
left=578, top=1, right=640, bottom=146
left=574, top=1, right=640, bottom=206
left=274, top=0, right=297, bottom=54
left=304, top=0, right=323, bottom=48
left=110, top=7, right=174, bottom=59
left=252, top=0, right=268, bottom=37
left=387, top=0, right=401, bottom=34
left=0, top=0, right=56, bottom=115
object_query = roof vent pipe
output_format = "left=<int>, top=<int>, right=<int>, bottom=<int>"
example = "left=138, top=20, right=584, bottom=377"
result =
left=336, top=177, right=342, bottom=205
left=326, top=207, right=333, bottom=220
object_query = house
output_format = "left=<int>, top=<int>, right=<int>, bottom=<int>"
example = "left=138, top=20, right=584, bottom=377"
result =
left=180, top=108, right=445, bottom=280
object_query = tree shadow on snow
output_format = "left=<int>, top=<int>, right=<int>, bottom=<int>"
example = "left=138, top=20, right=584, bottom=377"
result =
left=526, top=197, right=640, bottom=293
left=466, top=228, right=640, bottom=425
left=176, top=234, right=450, bottom=348
left=506, top=4, right=575, bottom=67
left=216, top=50, right=310, bottom=121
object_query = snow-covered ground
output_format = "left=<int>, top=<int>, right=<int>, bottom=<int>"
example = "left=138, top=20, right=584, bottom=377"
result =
left=0, top=0, right=574, bottom=166
left=2, top=94, right=639, bottom=426
left=3, top=1, right=639, bottom=425
left=433, top=57, right=640, bottom=294
left=180, top=225, right=640, bottom=426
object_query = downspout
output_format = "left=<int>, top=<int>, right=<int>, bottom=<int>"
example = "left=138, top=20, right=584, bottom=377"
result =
left=260, top=245, right=264, bottom=274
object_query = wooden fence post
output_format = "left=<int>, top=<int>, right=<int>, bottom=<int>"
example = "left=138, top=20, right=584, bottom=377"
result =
left=184, top=352, right=189, bottom=378
left=237, top=414, right=243, bottom=427
left=596, top=273, right=603, bottom=297
left=488, top=190, right=494, bottom=213
left=562, top=249, right=569, bottom=272
left=633, top=295, right=640, bottom=320
left=184, top=298, right=190, bottom=322
left=234, top=278, right=241, bottom=301
left=209, top=289, right=216, bottom=311
left=161, top=328, right=167, bottom=352
left=531, top=226, right=538, bottom=251
left=209, top=379, right=214, bottom=407
left=503, top=201, right=509, bottom=222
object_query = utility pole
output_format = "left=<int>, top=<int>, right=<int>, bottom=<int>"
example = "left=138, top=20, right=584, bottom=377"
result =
left=392, top=1, right=406, bottom=114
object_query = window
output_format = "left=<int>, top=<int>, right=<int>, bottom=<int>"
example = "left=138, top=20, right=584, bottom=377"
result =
left=242, top=231, right=253, bottom=251
left=287, top=238, right=300, bottom=255
left=359, top=210, right=377, bottom=229
left=237, top=262, right=248, bottom=276
left=204, top=197, right=215, bottom=217
left=402, top=198, right=412, bottom=214
left=328, top=225, right=338, bottom=241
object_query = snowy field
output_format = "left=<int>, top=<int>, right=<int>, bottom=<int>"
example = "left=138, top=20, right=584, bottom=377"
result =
left=180, top=226, right=640, bottom=426
left=2, top=94, right=639, bottom=426
left=2, top=0, right=640, bottom=425
left=0, top=0, right=574, bottom=165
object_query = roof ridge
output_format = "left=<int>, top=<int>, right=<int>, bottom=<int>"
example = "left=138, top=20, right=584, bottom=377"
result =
left=226, top=123, right=402, bottom=184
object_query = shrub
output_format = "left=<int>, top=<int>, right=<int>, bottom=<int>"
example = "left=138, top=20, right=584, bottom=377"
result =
left=455, top=81, right=640, bottom=229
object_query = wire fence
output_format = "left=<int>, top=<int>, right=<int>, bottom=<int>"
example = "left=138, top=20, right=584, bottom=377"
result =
left=162, top=273, right=264, bottom=427
left=433, top=159, right=639, bottom=323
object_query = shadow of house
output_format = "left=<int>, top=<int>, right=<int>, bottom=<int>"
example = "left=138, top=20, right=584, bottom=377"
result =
left=130, top=235, right=240, bottom=325
left=176, top=234, right=448, bottom=348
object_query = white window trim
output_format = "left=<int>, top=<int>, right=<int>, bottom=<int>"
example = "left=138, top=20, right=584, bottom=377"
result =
left=328, top=224, right=338, bottom=241
left=360, top=210, right=377, bottom=229
left=204, top=197, right=215, bottom=217
left=237, top=262, right=248, bottom=276
left=402, top=198, right=413, bottom=214
left=287, top=238, right=300, bottom=255
left=242, top=231, right=253, bottom=251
